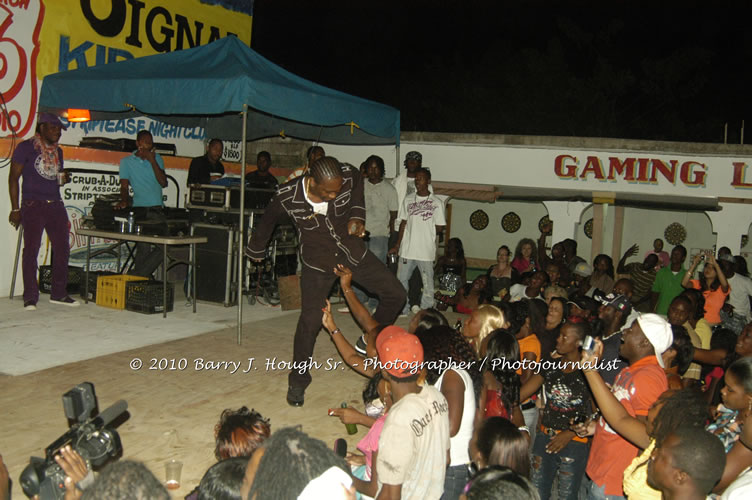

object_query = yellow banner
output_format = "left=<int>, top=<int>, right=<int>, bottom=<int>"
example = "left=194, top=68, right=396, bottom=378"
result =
left=0, top=0, right=251, bottom=137
left=39, top=0, right=252, bottom=75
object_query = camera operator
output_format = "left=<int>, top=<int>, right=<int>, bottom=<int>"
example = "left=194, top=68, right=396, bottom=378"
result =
left=54, top=446, right=91, bottom=500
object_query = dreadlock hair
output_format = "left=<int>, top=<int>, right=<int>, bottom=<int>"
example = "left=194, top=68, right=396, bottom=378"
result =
left=680, top=288, right=706, bottom=322
left=308, top=156, right=342, bottom=183
left=364, top=154, right=385, bottom=177
left=650, top=388, right=708, bottom=445
left=668, top=325, right=694, bottom=375
left=81, top=460, right=168, bottom=500
left=196, top=457, right=249, bottom=500
left=417, top=324, right=482, bottom=403
left=667, top=426, right=727, bottom=495
left=413, top=307, right=449, bottom=335
left=249, top=427, right=348, bottom=500
left=214, top=406, right=271, bottom=460
left=484, top=329, right=521, bottom=414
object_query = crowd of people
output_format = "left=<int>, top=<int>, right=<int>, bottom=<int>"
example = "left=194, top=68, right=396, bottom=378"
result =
left=7, top=141, right=752, bottom=499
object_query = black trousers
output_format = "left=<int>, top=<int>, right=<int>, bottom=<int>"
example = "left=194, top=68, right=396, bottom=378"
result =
left=289, top=250, right=406, bottom=391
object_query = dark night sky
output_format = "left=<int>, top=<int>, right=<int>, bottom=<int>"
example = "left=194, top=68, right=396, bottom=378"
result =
left=250, top=0, right=752, bottom=143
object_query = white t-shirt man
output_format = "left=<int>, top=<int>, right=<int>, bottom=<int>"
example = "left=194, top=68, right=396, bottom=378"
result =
left=728, top=273, right=752, bottom=320
left=397, top=193, right=446, bottom=261
left=376, top=384, right=450, bottom=500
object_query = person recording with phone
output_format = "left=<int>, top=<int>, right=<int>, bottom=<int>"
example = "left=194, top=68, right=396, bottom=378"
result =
left=116, top=130, right=167, bottom=277
left=681, top=251, right=730, bottom=326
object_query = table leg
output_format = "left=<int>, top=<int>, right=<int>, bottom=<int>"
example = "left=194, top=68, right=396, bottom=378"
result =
left=85, top=236, right=91, bottom=304
left=192, top=242, right=197, bottom=313
left=163, top=243, right=168, bottom=319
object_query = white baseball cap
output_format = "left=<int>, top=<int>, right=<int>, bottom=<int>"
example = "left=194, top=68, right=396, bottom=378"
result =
left=637, top=313, right=673, bottom=368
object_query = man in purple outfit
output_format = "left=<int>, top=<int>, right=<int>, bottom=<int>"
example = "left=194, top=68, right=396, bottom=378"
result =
left=8, top=112, right=79, bottom=310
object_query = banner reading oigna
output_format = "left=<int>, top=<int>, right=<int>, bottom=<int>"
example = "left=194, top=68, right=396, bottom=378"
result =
left=0, top=0, right=252, bottom=138
left=40, top=0, right=253, bottom=74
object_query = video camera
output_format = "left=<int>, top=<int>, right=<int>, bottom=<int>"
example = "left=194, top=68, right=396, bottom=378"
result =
left=20, top=382, right=128, bottom=499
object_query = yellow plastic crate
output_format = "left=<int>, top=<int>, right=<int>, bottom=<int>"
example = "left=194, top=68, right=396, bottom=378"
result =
left=95, top=275, right=147, bottom=309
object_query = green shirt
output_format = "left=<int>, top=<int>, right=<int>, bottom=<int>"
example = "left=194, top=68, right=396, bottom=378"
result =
left=651, top=265, right=687, bottom=315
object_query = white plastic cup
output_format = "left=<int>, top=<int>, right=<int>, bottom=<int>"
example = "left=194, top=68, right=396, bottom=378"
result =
left=165, top=459, right=182, bottom=490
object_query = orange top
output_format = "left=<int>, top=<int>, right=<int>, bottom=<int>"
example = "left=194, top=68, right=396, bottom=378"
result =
left=690, top=279, right=730, bottom=325
left=516, top=334, right=541, bottom=376
left=586, top=355, right=668, bottom=496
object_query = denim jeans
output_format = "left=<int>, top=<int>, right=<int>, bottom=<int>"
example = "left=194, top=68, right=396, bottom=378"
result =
left=441, top=464, right=470, bottom=500
left=584, top=478, right=625, bottom=500
left=353, top=236, right=389, bottom=309
left=397, top=258, right=434, bottom=313
left=531, top=432, right=589, bottom=500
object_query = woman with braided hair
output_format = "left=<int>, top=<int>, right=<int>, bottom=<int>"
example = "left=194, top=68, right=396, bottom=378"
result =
left=246, top=156, right=406, bottom=407
left=417, top=324, right=482, bottom=499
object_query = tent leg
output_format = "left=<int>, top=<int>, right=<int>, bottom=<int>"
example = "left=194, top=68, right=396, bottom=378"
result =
left=237, top=105, right=248, bottom=345
left=9, top=226, right=24, bottom=299
left=395, top=145, right=401, bottom=177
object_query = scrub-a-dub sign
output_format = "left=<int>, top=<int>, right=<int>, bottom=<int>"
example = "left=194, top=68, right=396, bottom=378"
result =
left=0, top=0, right=252, bottom=139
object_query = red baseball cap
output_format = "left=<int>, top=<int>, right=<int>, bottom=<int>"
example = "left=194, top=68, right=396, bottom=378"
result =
left=376, top=326, right=423, bottom=378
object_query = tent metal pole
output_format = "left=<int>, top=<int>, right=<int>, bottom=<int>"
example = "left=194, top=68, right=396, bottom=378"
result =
left=237, top=105, right=248, bottom=345
left=395, top=144, right=400, bottom=177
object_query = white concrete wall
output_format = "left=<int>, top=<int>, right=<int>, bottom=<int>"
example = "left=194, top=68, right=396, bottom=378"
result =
left=446, top=200, right=720, bottom=267
left=4, top=135, right=752, bottom=297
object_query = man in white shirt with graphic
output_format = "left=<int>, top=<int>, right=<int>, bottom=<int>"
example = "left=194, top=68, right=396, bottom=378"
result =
left=389, top=168, right=445, bottom=315
left=375, top=326, right=450, bottom=500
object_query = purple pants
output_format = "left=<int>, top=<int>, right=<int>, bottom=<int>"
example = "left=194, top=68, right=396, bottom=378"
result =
left=20, top=200, right=71, bottom=303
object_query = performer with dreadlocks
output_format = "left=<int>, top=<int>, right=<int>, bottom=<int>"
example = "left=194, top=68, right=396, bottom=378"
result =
left=8, top=112, right=79, bottom=310
left=246, top=156, right=406, bottom=407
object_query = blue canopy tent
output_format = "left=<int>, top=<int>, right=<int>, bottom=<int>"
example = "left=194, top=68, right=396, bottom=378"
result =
left=39, top=36, right=401, bottom=341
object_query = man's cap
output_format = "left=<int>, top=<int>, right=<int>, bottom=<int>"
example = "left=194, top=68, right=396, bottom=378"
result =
left=38, top=112, right=67, bottom=130
left=568, top=295, right=599, bottom=313
left=405, top=151, right=422, bottom=162
left=636, top=313, right=673, bottom=368
left=376, top=326, right=423, bottom=379
left=573, top=262, right=592, bottom=277
left=596, top=292, right=633, bottom=316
